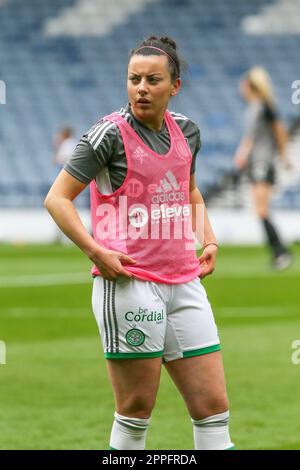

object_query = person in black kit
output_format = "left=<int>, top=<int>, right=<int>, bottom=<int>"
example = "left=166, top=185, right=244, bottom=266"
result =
left=234, top=66, right=293, bottom=270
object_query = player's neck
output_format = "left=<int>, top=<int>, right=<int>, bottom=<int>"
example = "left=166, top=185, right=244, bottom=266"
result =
left=130, top=106, right=165, bottom=133
left=142, top=119, right=163, bottom=132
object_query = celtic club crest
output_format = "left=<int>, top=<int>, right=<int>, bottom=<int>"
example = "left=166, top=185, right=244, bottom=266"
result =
left=126, top=329, right=145, bottom=347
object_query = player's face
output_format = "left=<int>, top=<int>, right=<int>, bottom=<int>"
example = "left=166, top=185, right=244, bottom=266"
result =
left=127, top=54, right=180, bottom=131
left=240, top=79, right=253, bottom=102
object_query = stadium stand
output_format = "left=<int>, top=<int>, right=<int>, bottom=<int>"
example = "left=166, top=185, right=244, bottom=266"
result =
left=0, top=0, right=299, bottom=208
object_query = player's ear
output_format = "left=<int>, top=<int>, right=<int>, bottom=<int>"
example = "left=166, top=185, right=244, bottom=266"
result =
left=170, top=78, right=181, bottom=97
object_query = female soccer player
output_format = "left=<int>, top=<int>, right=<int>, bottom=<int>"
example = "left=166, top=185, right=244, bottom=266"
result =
left=234, top=66, right=292, bottom=270
left=45, top=36, right=234, bottom=450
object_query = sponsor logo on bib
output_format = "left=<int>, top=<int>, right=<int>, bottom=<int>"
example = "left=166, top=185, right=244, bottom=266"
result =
left=128, top=206, right=149, bottom=228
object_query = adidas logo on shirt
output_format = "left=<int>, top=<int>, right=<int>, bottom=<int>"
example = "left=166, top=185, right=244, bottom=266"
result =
left=148, top=170, right=189, bottom=204
left=133, top=146, right=147, bottom=164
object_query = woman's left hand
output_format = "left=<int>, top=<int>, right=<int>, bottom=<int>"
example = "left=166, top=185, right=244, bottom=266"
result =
left=234, top=154, right=248, bottom=170
left=198, top=244, right=218, bottom=279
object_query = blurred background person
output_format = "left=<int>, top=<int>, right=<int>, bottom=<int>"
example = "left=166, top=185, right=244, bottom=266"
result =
left=52, top=126, right=77, bottom=174
left=233, top=66, right=293, bottom=270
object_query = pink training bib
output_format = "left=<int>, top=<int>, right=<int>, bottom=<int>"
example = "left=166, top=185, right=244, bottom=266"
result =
left=90, top=110, right=201, bottom=284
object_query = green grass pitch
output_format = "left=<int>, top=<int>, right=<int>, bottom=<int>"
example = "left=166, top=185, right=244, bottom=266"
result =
left=0, top=243, right=300, bottom=449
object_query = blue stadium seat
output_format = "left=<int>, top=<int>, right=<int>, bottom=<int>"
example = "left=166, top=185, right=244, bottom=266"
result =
left=0, top=0, right=299, bottom=207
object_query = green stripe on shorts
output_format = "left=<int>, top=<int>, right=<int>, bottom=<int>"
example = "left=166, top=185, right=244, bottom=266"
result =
left=105, top=350, right=164, bottom=359
left=183, top=344, right=221, bottom=358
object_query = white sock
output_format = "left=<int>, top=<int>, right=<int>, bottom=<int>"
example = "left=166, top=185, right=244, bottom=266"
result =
left=109, top=412, right=151, bottom=450
left=191, top=410, right=235, bottom=450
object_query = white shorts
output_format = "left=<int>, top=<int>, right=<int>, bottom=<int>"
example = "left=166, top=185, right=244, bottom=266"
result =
left=92, top=276, right=220, bottom=363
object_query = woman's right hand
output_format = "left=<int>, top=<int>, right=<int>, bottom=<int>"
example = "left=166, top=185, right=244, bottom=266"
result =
left=90, top=248, right=136, bottom=281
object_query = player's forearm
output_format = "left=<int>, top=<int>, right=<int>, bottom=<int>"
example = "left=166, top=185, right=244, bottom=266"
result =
left=189, top=187, right=218, bottom=247
left=44, top=196, right=103, bottom=259
left=273, top=121, right=288, bottom=160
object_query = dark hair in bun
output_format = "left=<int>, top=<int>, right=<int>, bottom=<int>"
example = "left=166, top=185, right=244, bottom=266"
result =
left=129, top=35, right=183, bottom=81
